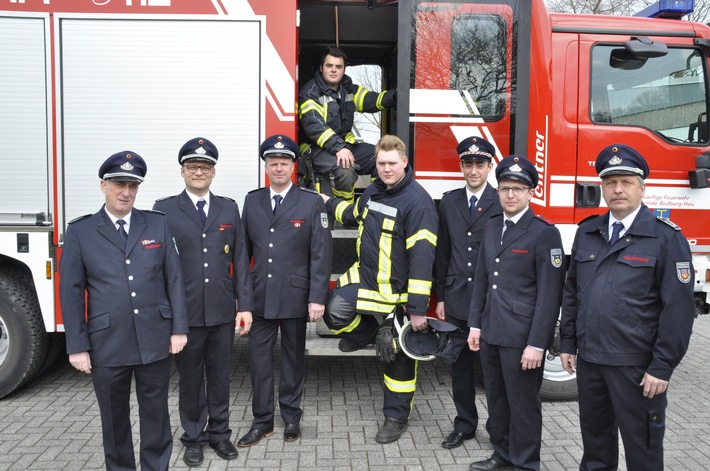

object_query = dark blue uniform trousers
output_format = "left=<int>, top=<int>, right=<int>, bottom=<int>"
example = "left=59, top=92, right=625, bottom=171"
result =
left=577, top=357, right=666, bottom=471
left=447, top=316, right=479, bottom=435
left=175, top=322, right=235, bottom=446
left=480, top=340, right=544, bottom=471
left=248, top=316, right=307, bottom=429
left=91, top=357, right=172, bottom=471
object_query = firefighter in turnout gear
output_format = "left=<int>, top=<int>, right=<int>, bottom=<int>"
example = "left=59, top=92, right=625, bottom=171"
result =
left=298, top=46, right=396, bottom=202
left=321, top=135, right=438, bottom=444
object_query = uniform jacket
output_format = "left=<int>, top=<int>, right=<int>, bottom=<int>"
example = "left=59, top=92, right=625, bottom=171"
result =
left=468, top=209, right=565, bottom=349
left=560, top=205, right=695, bottom=380
left=153, top=190, right=253, bottom=327
left=60, top=207, right=189, bottom=366
left=242, top=185, right=332, bottom=319
left=327, top=166, right=438, bottom=316
left=435, top=184, right=502, bottom=321
left=298, top=72, right=395, bottom=154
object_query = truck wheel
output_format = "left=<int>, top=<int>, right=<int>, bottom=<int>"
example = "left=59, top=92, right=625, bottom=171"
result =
left=0, top=268, right=48, bottom=398
left=541, top=349, right=578, bottom=400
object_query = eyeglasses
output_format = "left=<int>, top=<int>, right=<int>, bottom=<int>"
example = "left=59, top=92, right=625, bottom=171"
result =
left=497, top=186, right=529, bottom=196
left=184, top=164, right=214, bottom=174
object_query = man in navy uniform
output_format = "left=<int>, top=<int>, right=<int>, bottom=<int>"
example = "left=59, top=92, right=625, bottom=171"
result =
left=435, top=136, right=502, bottom=449
left=237, top=135, right=332, bottom=447
left=467, top=155, right=565, bottom=471
left=60, top=151, right=189, bottom=471
left=560, top=144, right=695, bottom=471
left=153, top=138, right=253, bottom=466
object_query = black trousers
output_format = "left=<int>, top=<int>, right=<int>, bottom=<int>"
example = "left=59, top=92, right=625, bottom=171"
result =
left=447, top=316, right=479, bottom=435
left=91, top=357, right=172, bottom=471
left=175, top=322, right=235, bottom=446
left=311, top=142, right=377, bottom=201
left=480, top=340, right=544, bottom=471
left=577, top=357, right=666, bottom=471
left=248, top=316, right=307, bottom=429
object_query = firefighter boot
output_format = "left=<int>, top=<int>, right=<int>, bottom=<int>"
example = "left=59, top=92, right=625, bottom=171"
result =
left=375, top=418, right=408, bottom=444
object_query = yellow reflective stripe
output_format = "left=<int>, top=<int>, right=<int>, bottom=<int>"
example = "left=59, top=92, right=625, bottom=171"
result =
left=317, top=128, right=336, bottom=148
left=406, top=229, right=437, bottom=250
left=332, top=186, right=355, bottom=202
left=358, top=288, right=405, bottom=303
left=329, top=314, right=362, bottom=335
left=383, top=373, right=416, bottom=393
left=344, top=132, right=357, bottom=144
left=334, top=200, right=351, bottom=222
left=375, top=91, right=388, bottom=110
left=298, top=143, right=311, bottom=155
left=408, top=279, right=432, bottom=296
left=378, top=219, right=395, bottom=293
left=356, top=299, right=396, bottom=314
left=299, top=99, right=325, bottom=119
left=354, top=86, right=367, bottom=111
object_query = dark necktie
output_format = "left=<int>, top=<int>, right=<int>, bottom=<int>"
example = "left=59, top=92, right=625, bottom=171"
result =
left=196, top=199, right=207, bottom=226
left=501, top=219, right=514, bottom=244
left=273, top=194, right=282, bottom=215
left=609, top=221, right=624, bottom=246
left=469, top=195, right=478, bottom=217
left=117, top=219, right=128, bottom=245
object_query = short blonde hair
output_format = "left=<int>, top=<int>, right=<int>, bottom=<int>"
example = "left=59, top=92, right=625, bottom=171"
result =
left=375, top=134, right=406, bottom=158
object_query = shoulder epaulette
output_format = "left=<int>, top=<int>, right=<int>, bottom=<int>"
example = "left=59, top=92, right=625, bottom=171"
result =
left=144, top=209, right=166, bottom=216
left=577, top=214, right=601, bottom=226
left=68, top=214, right=92, bottom=224
left=441, top=188, right=457, bottom=196
left=247, top=188, right=263, bottom=194
left=154, top=195, right=177, bottom=203
left=656, top=216, right=681, bottom=231
left=215, top=195, right=236, bottom=203
left=534, top=214, right=555, bottom=226
left=299, top=186, right=319, bottom=195
left=489, top=213, right=504, bottom=219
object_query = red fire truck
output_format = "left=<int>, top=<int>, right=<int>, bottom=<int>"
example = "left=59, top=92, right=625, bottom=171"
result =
left=1, top=0, right=708, bottom=400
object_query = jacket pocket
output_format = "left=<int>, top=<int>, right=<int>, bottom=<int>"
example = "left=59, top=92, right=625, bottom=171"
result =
left=445, top=275, right=455, bottom=287
left=290, top=274, right=310, bottom=290
left=647, top=406, right=665, bottom=451
left=87, top=312, right=110, bottom=333
left=159, top=305, right=173, bottom=319
left=613, top=253, right=657, bottom=298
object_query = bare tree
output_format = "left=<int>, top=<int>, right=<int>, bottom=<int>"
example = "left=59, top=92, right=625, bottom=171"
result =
left=547, top=0, right=709, bottom=23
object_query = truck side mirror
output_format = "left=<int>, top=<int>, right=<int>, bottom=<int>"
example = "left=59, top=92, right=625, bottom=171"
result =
left=689, top=153, right=710, bottom=189
left=610, top=36, right=668, bottom=70
left=575, top=183, right=601, bottom=208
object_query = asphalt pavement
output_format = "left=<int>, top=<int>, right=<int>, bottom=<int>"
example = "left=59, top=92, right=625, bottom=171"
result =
left=1, top=315, right=709, bottom=470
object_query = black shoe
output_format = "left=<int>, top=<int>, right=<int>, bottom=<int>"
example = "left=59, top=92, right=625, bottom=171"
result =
left=183, top=444, right=204, bottom=467
left=284, top=422, right=301, bottom=442
left=375, top=418, right=408, bottom=444
left=468, top=455, right=515, bottom=471
left=441, top=430, right=476, bottom=449
left=210, top=439, right=238, bottom=460
left=237, top=428, right=274, bottom=447
left=338, top=337, right=363, bottom=353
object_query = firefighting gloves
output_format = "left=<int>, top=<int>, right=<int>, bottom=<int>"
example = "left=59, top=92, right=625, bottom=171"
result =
left=376, top=315, right=398, bottom=362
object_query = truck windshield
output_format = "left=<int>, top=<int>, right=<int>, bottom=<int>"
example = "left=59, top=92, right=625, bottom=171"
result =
left=590, top=45, right=708, bottom=144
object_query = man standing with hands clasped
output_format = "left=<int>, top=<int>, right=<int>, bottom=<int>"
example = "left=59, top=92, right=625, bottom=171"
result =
left=238, top=135, right=332, bottom=447
left=60, top=151, right=188, bottom=471
left=560, top=144, right=695, bottom=471
left=467, top=155, right=565, bottom=471
left=154, top=137, right=253, bottom=466
left=435, top=136, right=502, bottom=449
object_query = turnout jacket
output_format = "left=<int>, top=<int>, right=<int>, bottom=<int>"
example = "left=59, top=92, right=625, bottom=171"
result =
left=435, top=184, right=502, bottom=321
left=242, top=185, right=332, bottom=319
left=327, top=166, right=438, bottom=316
left=60, top=207, right=189, bottom=366
left=468, top=209, right=565, bottom=349
left=153, top=190, right=254, bottom=326
left=298, top=72, right=395, bottom=154
left=560, top=205, right=695, bottom=381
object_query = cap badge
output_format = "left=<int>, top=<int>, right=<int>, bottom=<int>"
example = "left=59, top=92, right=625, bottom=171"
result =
left=198, top=139, right=204, bottom=145
left=274, top=141, right=285, bottom=149
left=468, top=144, right=479, bottom=153
left=120, top=162, right=134, bottom=171
left=195, top=147, right=207, bottom=155
left=609, top=156, right=622, bottom=165
left=510, top=163, right=522, bottom=173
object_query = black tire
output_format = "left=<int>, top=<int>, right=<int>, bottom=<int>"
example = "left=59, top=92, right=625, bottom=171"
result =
left=541, top=349, right=578, bottom=401
left=34, top=333, right=67, bottom=379
left=0, top=266, right=48, bottom=398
